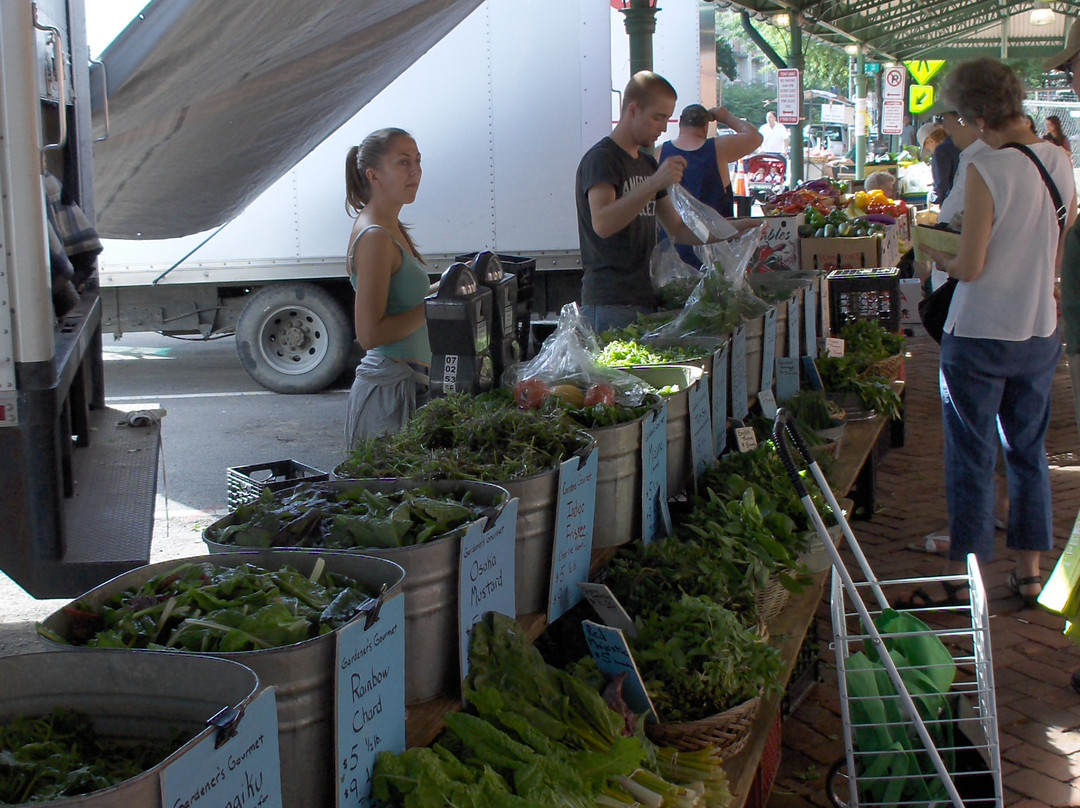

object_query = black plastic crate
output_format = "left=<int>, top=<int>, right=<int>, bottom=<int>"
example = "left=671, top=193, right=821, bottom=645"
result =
left=826, top=266, right=901, bottom=334
left=226, top=459, right=328, bottom=511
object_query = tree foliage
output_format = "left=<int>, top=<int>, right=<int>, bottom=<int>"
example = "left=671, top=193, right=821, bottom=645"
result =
left=714, top=9, right=850, bottom=101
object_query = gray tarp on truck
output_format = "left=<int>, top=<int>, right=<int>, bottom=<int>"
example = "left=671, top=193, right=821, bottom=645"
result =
left=91, top=0, right=482, bottom=239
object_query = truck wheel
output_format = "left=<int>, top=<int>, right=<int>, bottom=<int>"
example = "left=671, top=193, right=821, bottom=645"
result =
left=236, top=283, right=353, bottom=393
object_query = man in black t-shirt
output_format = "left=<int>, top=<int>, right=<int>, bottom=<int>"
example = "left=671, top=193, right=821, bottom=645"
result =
left=575, top=71, right=707, bottom=333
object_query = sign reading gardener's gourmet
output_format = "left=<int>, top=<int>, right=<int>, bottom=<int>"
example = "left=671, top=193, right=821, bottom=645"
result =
left=459, top=498, right=518, bottom=682
left=711, top=343, right=729, bottom=457
left=787, top=297, right=800, bottom=358
left=335, top=595, right=406, bottom=808
left=641, top=403, right=669, bottom=545
left=761, top=307, right=777, bottom=391
left=163, top=687, right=283, bottom=808
left=731, top=324, right=748, bottom=420
left=548, top=450, right=598, bottom=621
left=805, top=283, right=818, bottom=358
left=578, top=582, right=636, bottom=636
left=688, top=377, right=713, bottom=480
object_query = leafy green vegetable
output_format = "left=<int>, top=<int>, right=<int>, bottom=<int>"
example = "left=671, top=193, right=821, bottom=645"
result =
left=594, top=338, right=706, bottom=368
left=43, top=561, right=375, bottom=652
left=207, top=484, right=489, bottom=550
left=0, top=708, right=178, bottom=803
left=373, top=614, right=733, bottom=808
left=339, top=392, right=593, bottom=482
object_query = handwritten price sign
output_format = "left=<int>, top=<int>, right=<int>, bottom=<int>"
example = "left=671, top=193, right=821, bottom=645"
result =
left=548, top=450, right=598, bottom=622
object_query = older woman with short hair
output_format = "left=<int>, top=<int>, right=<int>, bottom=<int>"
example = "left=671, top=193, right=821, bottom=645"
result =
left=917, top=58, right=1076, bottom=608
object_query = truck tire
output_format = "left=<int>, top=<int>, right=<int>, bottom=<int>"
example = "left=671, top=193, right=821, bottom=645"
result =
left=236, top=283, right=353, bottom=394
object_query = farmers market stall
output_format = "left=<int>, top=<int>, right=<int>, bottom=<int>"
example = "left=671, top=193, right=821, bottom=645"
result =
left=5, top=231, right=917, bottom=807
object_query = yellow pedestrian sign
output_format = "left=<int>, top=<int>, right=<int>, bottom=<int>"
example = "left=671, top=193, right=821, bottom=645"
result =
left=909, top=84, right=934, bottom=115
left=905, top=59, right=946, bottom=86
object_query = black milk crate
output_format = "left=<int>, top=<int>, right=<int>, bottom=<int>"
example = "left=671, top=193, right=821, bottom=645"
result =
left=782, top=614, right=821, bottom=718
left=826, top=266, right=901, bottom=334
left=226, top=459, right=328, bottom=511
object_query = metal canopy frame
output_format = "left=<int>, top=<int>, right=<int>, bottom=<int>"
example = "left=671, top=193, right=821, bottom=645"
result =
left=714, top=0, right=1080, bottom=63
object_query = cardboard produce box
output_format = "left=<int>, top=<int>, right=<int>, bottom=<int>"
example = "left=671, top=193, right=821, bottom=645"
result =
left=800, top=223, right=900, bottom=272
left=735, top=214, right=803, bottom=273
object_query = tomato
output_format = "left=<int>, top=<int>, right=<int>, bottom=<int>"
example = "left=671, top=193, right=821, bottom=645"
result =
left=584, top=382, right=617, bottom=407
left=514, top=378, right=549, bottom=409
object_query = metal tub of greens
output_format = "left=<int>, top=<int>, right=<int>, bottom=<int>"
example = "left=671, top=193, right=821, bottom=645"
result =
left=37, top=549, right=405, bottom=808
left=334, top=392, right=595, bottom=616
left=0, top=650, right=258, bottom=807
left=624, top=364, right=705, bottom=498
left=203, top=479, right=510, bottom=703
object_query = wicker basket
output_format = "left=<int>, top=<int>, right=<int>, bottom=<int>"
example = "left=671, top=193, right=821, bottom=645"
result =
left=755, top=574, right=791, bottom=624
left=866, top=353, right=904, bottom=382
left=646, top=695, right=762, bottom=759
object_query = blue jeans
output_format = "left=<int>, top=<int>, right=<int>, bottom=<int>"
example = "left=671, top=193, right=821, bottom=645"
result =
left=940, top=332, right=1062, bottom=562
left=580, top=304, right=653, bottom=334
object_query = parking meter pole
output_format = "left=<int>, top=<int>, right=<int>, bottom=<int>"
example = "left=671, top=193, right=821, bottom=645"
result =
left=855, top=50, right=867, bottom=181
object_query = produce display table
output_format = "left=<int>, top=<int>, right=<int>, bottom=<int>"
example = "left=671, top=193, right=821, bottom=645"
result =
left=406, top=408, right=898, bottom=801
left=727, top=408, right=895, bottom=807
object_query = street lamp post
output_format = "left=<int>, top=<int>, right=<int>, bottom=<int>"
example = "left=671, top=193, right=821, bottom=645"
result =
left=615, top=0, right=660, bottom=77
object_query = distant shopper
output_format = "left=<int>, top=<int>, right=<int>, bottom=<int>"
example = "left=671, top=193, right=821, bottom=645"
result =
left=659, top=103, right=761, bottom=266
left=758, top=111, right=789, bottom=155
left=919, top=122, right=959, bottom=205
left=343, top=128, right=433, bottom=448
left=575, top=71, right=719, bottom=332
left=1044, top=114, right=1071, bottom=151
left=862, top=171, right=897, bottom=198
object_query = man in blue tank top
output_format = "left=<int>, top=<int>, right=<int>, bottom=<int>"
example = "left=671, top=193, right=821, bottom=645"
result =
left=659, top=104, right=762, bottom=266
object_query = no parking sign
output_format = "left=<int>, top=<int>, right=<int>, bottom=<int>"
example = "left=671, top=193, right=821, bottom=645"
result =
left=882, top=66, right=905, bottom=135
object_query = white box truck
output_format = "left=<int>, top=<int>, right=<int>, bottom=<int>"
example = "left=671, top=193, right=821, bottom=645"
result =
left=96, top=0, right=710, bottom=392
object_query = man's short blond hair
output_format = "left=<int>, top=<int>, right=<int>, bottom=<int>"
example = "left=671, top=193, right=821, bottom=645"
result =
left=622, top=71, right=677, bottom=114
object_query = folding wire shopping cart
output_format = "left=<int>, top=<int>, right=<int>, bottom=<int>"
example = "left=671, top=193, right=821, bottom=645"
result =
left=772, top=411, right=1003, bottom=808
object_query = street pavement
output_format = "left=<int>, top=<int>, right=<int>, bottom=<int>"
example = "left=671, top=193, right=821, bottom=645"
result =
left=0, top=332, right=351, bottom=652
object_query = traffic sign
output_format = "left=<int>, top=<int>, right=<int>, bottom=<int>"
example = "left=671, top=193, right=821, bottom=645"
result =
left=882, top=66, right=905, bottom=102
left=882, top=100, right=904, bottom=135
left=777, top=68, right=801, bottom=125
left=905, top=59, right=945, bottom=86
left=909, top=84, right=934, bottom=115
left=864, top=63, right=881, bottom=74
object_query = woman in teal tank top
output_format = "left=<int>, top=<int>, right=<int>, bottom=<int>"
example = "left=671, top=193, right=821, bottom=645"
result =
left=343, top=128, right=436, bottom=447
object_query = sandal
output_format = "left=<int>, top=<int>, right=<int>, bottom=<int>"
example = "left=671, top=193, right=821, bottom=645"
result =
left=894, top=581, right=969, bottom=610
left=1008, top=571, right=1043, bottom=608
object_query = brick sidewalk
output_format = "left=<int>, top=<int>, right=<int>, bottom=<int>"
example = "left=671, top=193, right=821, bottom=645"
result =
left=769, top=334, right=1080, bottom=808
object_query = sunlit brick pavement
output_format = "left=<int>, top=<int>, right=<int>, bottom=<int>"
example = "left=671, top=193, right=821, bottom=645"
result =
left=769, top=334, right=1080, bottom=808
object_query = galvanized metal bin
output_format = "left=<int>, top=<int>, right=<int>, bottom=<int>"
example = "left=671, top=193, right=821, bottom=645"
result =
left=0, top=650, right=259, bottom=807
left=625, top=365, right=704, bottom=498
left=202, top=479, right=510, bottom=704
left=38, top=550, right=405, bottom=808
left=587, top=405, right=660, bottom=548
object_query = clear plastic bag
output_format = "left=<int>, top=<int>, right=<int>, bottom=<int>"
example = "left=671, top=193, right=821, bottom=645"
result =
left=643, top=226, right=771, bottom=348
left=649, top=239, right=703, bottom=310
left=504, top=303, right=652, bottom=407
left=669, top=183, right=738, bottom=243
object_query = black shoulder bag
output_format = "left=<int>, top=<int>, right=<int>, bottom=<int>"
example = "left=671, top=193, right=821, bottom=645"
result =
left=918, top=142, right=1067, bottom=343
